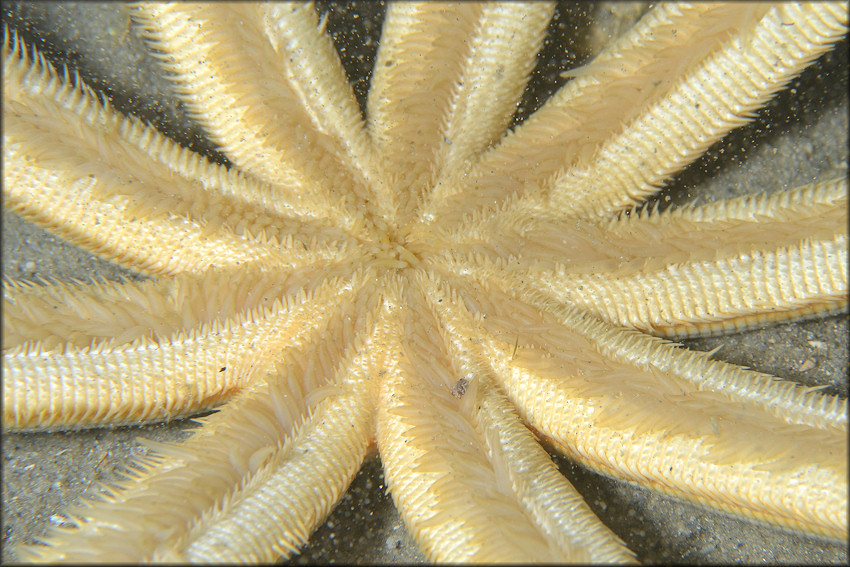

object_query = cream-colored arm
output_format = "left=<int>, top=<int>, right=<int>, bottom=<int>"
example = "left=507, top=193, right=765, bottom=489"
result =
left=439, top=278, right=846, bottom=540
left=3, top=269, right=368, bottom=431
left=132, top=3, right=375, bottom=228
left=369, top=2, right=553, bottom=220
left=376, top=273, right=636, bottom=562
left=3, top=27, right=364, bottom=276
left=434, top=178, right=848, bottom=337
left=13, top=276, right=380, bottom=562
left=429, top=2, right=848, bottom=228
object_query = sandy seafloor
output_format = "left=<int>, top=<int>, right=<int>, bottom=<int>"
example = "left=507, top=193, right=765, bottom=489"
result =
left=1, top=2, right=848, bottom=564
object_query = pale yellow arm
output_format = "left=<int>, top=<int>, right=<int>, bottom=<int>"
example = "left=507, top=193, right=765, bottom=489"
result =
left=434, top=277, right=846, bottom=540
left=428, top=2, right=848, bottom=228
left=533, top=237, right=847, bottom=337
left=132, top=3, right=374, bottom=230
left=369, top=2, right=553, bottom=220
left=2, top=261, right=363, bottom=350
left=522, top=179, right=848, bottom=336
left=375, top=274, right=636, bottom=562
left=368, top=2, right=481, bottom=207
left=3, top=270, right=368, bottom=431
left=3, top=27, right=363, bottom=276
left=13, top=278, right=382, bottom=562
left=260, top=3, right=376, bottom=181
left=434, top=179, right=848, bottom=337
left=546, top=2, right=848, bottom=218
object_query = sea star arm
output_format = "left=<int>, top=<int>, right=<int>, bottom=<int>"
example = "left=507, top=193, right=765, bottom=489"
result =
left=436, top=178, right=848, bottom=336
left=367, top=2, right=552, bottom=218
left=2, top=27, right=362, bottom=276
left=375, top=274, right=635, bottom=562
left=521, top=179, right=849, bottom=336
left=544, top=1, right=848, bottom=219
left=14, top=286, right=379, bottom=562
left=172, top=371, right=375, bottom=563
left=447, top=279, right=847, bottom=540
left=132, top=2, right=377, bottom=224
left=2, top=261, right=362, bottom=351
left=2, top=268, right=368, bottom=431
left=425, top=2, right=848, bottom=227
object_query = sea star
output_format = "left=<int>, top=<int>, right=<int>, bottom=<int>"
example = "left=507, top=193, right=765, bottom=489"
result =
left=1, top=2, right=848, bottom=564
